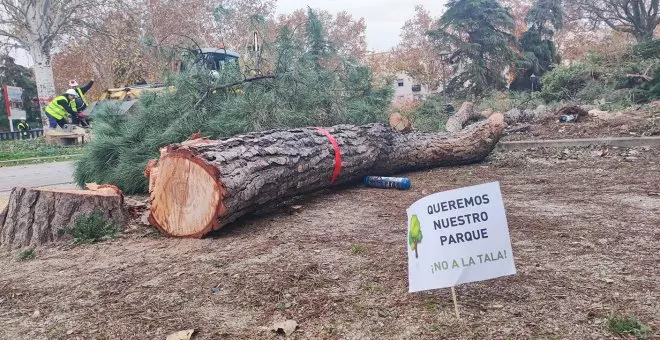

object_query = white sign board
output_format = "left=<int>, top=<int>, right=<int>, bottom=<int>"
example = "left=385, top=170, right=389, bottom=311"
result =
left=407, top=182, right=515, bottom=293
left=4, top=85, right=27, bottom=120
left=5, top=85, right=23, bottom=102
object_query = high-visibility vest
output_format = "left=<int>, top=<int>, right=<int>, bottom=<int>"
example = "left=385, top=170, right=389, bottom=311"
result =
left=71, top=87, right=88, bottom=112
left=17, top=122, right=29, bottom=136
left=45, top=95, right=69, bottom=119
left=76, top=87, right=88, bottom=105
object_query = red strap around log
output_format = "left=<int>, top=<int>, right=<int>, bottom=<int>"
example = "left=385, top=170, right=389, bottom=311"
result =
left=316, top=127, right=343, bottom=185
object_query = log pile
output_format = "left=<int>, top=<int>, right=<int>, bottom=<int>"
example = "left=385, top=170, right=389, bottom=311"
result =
left=146, top=113, right=505, bottom=238
left=0, top=184, right=126, bottom=249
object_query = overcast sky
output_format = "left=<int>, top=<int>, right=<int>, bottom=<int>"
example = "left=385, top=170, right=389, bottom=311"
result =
left=276, top=0, right=447, bottom=51
left=12, top=0, right=447, bottom=67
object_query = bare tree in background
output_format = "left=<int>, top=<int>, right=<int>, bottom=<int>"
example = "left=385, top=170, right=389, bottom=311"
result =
left=570, top=0, right=659, bottom=42
left=277, top=8, right=368, bottom=60
left=0, top=0, right=107, bottom=127
left=395, top=5, right=445, bottom=92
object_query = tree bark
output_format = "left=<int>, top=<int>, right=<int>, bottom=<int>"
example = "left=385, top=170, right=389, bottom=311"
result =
left=0, top=185, right=126, bottom=249
left=24, top=0, right=59, bottom=130
left=147, top=113, right=505, bottom=238
left=445, top=102, right=494, bottom=132
left=29, top=45, right=57, bottom=131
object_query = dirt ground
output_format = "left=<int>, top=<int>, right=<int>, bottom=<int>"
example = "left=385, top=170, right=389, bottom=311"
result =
left=504, top=106, right=659, bottom=140
left=0, top=141, right=658, bottom=339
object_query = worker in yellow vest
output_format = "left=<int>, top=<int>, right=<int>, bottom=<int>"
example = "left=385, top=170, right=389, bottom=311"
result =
left=44, top=89, right=78, bottom=129
left=17, top=119, right=30, bottom=139
left=68, top=79, right=94, bottom=113
left=69, top=79, right=94, bottom=127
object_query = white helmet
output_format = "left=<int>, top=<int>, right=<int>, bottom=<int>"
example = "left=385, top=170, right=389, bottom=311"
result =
left=69, top=79, right=79, bottom=87
left=65, top=89, right=78, bottom=96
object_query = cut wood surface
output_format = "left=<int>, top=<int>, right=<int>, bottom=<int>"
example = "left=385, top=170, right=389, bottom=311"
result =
left=147, top=113, right=505, bottom=238
left=0, top=184, right=126, bottom=249
left=389, top=112, right=412, bottom=132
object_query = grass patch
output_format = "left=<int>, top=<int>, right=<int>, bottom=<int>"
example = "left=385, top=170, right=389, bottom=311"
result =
left=144, top=230, right=164, bottom=238
left=430, top=324, right=443, bottom=332
left=606, top=314, right=651, bottom=339
left=350, top=244, right=366, bottom=255
left=0, top=138, right=83, bottom=161
left=361, top=283, right=382, bottom=293
left=66, top=212, right=121, bottom=244
left=325, top=325, right=338, bottom=334
left=15, top=248, right=36, bottom=261
left=275, top=301, right=292, bottom=310
left=422, top=299, right=438, bottom=311
left=0, top=154, right=82, bottom=167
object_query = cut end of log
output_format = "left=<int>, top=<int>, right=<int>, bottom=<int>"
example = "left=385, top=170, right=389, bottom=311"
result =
left=480, top=108, right=494, bottom=119
left=148, top=150, right=227, bottom=238
left=389, top=112, right=412, bottom=132
left=487, top=112, right=505, bottom=134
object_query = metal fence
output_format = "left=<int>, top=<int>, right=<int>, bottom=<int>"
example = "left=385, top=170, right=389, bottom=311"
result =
left=0, top=129, right=45, bottom=141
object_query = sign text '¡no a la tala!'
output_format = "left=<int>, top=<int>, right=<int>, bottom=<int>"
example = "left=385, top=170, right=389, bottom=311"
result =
left=407, top=182, right=516, bottom=292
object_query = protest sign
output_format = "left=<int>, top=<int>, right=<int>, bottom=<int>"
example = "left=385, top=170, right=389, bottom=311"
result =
left=407, top=182, right=516, bottom=293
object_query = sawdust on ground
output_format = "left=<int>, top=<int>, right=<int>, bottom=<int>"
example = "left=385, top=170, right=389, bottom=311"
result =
left=0, top=145, right=658, bottom=339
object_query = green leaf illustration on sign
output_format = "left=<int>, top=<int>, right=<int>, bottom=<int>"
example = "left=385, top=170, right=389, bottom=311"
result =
left=409, top=214, right=423, bottom=259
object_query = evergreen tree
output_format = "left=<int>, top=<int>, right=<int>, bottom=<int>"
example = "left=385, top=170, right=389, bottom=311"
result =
left=429, top=0, right=516, bottom=97
left=305, top=7, right=331, bottom=63
left=510, top=0, right=563, bottom=91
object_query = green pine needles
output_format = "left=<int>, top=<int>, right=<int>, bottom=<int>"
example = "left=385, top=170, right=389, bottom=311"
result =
left=74, top=8, right=393, bottom=194
left=429, top=0, right=517, bottom=98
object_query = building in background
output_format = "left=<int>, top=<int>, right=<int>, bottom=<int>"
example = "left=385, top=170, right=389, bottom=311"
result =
left=366, top=51, right=442, bottom=103
left=392, top=72, right=439, bottom=102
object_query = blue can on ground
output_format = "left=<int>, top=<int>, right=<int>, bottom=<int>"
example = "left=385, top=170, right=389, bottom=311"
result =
left=363, top=176, right=412, bottom=190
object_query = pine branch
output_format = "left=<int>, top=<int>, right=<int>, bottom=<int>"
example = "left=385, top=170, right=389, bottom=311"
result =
left=194, top=75, right=276, bottom=108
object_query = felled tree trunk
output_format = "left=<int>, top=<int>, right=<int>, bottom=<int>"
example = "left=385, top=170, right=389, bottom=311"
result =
left=445, top=102, right=494, bottom=132
left=147, top=113, right=505, bottom=238
left=0, top=184, right=126, bottom=249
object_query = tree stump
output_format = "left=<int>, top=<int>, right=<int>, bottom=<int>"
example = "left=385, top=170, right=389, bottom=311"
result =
left=0, top=184, right=126, bottom=249
left=147, top=113, right=505, bottom=238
